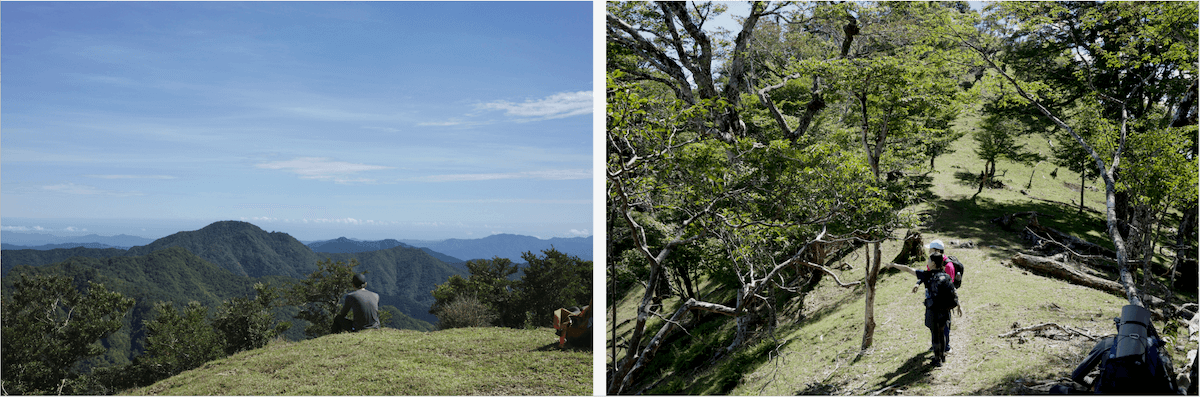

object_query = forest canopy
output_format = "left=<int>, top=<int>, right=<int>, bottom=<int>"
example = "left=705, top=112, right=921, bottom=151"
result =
left=606, top=1, right=1196, bottom=394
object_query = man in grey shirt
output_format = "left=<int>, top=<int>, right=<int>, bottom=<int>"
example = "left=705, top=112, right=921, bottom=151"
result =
left=332, top=274, right=380, bottom=333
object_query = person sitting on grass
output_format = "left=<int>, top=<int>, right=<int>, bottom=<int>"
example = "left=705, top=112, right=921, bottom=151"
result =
left=332, top=274, right=380, bottom=333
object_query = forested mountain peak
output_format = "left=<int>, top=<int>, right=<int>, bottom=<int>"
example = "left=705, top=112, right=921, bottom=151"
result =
left=126, top=221, right=319, bottom=278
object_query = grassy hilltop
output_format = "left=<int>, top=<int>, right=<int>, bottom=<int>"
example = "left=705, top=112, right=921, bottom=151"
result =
left=609, top=113, right=1197, bottom=395
left=129, top=327, right=591, bottom=395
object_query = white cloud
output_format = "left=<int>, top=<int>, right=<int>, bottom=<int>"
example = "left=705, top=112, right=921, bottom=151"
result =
left=42, top=183, right=143, bottom=197
left=478, top=91, right=592, bottom=120
left=256, top=157, right=393, bottom=184
left=566, top=229, right=590, bottom=237
left=84, top=174, right=176, bottom=179
left=1, top=225, right=87, bottom=233
left=421, top=168, right=591, bottom=182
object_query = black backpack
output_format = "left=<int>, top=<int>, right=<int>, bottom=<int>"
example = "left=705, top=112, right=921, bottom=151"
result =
left=1095, top=305, right=1177, bottom=394
left=925, top=272, right=958, bottom=311
left=946, top=255, right=965, bottom=289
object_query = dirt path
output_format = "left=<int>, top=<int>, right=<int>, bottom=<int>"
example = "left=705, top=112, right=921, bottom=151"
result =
left=926, top=302, right=979, bottom=395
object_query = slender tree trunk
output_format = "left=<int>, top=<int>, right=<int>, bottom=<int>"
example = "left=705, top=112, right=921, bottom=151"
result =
left=861, top=242, right=882, bottom=350
left=1079, top=163, right=1086, bottom=214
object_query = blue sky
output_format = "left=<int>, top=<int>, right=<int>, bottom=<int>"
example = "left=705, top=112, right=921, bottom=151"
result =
left=2, top=2, right=593, bottom=241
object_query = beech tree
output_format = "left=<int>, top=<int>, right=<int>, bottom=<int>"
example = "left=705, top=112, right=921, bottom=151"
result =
left=607, top=69, right=900, bottom=393
left=954, top=1, right=1198, bottom=307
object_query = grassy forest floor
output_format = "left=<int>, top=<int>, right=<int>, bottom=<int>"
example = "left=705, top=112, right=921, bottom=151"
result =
left=127, top=327, right=591, bottom=395
left=607, top=112, right=1197, bottom=395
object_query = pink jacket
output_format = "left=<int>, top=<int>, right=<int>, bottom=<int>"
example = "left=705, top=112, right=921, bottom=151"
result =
left=928, top=256, right=956, bottom=282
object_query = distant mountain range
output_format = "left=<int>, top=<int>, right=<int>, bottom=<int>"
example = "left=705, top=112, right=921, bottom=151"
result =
left=3, top=229, right=594, bottom=263
left=3, top=221, right=461, bottom=324
left=0, top=231, right=155, bottom=248
left=400, top=233, right=592, bottom=263
left=306, top=237, right=464, bottom=264
left=2, top=221, right=593, bottom=323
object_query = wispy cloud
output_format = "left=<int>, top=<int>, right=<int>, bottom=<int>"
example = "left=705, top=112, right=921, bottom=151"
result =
left=420, top=169, right=591, bottom=182
left=1, top=225, right=88, bottom=233
left=239, top=216, right=399, bottom=226
left=566, top=229, right=590, bottom=237
left=478, top=91, right=592, bottom=120
left=43, top=183, right=143, bottom=197
left=256, top=157, right=393, bottom=184
left=84, top=174, right=176, bottom=179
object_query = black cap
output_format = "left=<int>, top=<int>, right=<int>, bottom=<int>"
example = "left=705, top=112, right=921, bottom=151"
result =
left=351, top=274, right=367, bottom=287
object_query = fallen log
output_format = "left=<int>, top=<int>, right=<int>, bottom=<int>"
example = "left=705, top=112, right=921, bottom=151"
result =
left=1011, top=253, right=1122, bottom=292
left=1011, top=253, right=1183, bottom=319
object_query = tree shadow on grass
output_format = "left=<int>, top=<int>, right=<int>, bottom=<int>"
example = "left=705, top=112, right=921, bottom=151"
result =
left=924, top=196, right=1110, bottom=258
left=533, top=341, right=592, bottom=352
left=871, top=351, right=936, bottom=394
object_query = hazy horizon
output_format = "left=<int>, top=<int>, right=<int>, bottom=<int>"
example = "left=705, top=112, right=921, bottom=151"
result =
left=1, top=216, right=591, bottom=242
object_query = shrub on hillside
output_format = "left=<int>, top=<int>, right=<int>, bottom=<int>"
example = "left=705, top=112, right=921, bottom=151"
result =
left=434, top=295, right=497, bottom=330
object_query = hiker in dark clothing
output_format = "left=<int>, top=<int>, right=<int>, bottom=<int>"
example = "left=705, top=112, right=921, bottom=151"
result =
left=1053, top=305, right=1181, bottom=395
left=1068, top=335, right=1117, bottom=392
left=885, top=254, right=963, bottom=356
left=917, top=253, right=957, bottom=366
left=332, top=274, right=380, bottom=333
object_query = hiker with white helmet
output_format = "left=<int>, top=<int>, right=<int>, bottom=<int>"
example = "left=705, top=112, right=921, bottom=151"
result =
left=884, top=239, right=963, bottom=366
left=917, top=240, right=962, bottom=355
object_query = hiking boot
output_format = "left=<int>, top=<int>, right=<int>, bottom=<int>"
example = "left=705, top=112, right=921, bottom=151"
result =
left=931, top=358, right=942, bottom=367
left=945, top=346, right=952, bottom=353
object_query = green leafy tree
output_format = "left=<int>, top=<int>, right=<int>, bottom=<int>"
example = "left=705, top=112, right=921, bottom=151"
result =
left=972, top=113, right=1042, bottom=198
left=137, top=301, right=223, bottom=380
left=212, top=282, right=290, bottom=355
left=1050, top=103, right=1107, bottom=214
left=606, top=69, right=901, bottom=393
left=1, top=274, right=134, bottom=395
left=430, top=256, right=519, bottom=327
left=287, top=258, right=360, bottom=338
left=517, top=248, right=592, bottom=328
left=957, top=1, right=1198, bottom=305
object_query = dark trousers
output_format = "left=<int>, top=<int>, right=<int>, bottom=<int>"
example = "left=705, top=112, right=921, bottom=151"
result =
left=930, top=323, right=947, bottom=363
left=930, top=317, right=951, bottom=349
left=926, top=308, right=950, bottom=364
left=332, top=317, right=356, bottom=334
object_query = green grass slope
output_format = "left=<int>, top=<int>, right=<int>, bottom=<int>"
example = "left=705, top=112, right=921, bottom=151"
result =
left=128, top=327, right=591, bottom=395
left=610, top=115, right=1196, bottom=395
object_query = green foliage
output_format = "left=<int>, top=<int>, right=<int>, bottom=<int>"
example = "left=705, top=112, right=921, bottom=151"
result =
left=434, top=295, right=497, bottom=330
left=518, top=248, right=592, bottom=327
left=212, top=283, right=290, bottom=355
left=1, top=274, right=134, bottom=395
left=431, top=249, right=593, bottom=330
left=430, top=256, right=518, bottom=327
left=286, top=258, right=360, bottom=338
left=136, top=301, right=224, bottom=382
left=973, top=113, right=1042, bottom=179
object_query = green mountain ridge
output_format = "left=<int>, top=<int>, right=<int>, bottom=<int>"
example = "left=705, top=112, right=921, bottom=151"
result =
left=3, top=221, right=463, bottom=324
left=126, top=327, right=592, bottom=396
left=3, top=246, right=437, bottom=373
